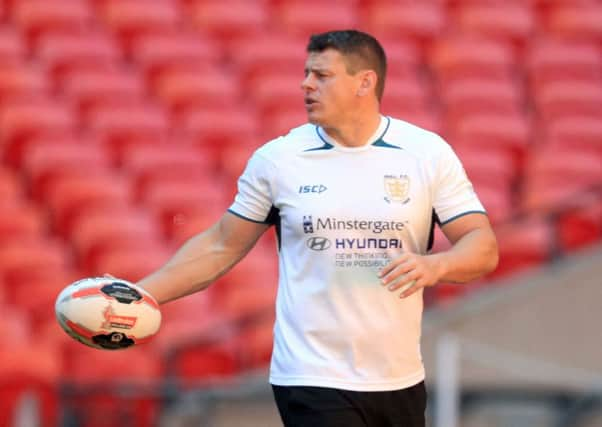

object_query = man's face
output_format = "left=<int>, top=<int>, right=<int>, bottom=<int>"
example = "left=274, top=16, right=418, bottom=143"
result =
left=301, top=49, right=361, bottom=127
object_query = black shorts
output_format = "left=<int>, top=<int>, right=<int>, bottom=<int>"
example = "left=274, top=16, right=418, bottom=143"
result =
left=272, top=381, right=426, bottom=427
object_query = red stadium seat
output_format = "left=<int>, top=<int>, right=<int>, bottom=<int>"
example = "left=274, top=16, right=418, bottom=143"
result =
left=522, top=182, right=596, bottom=215
left=175, top=106, right=261, bottom=154
left=214, top=248, right=278, bottom=321
left=0, top=238, right=74, bottom=280
left=522, top=148, right=601, bottom=210
left=454, top=147, right=518, bottom=190
left=11, top=0, right=94, bottom=41
left=0, top=166, right=26, bottom=202
left=472, top=184, right=514, bottom=225
left=0, top=98, right=76, bottom=149
left=20, top=139, right=113, bottom=191
left=34, top=30, right=122, bottom=79
left=84, top=102, right=170, bottom=145
left=156, top=310, right=240, bottom=386
left=0, top=202, right=49, bottom=243
left=139, top=174, right=227, bottom=212
left=234, top=311, right=275, bottom=370
left=0, top=304, right=31, bottom=346
left=8, top=267, right=80, bottom=326
left=151, top=67, right=242, bottom=112
left=261, top=109, right=308, bottom=141
left=381, top=75, right=432, bottom=117
left=0, top=344, right=60, bottom=427
left=524, top=148, right=602, bottom=188
left=67, top=206, right=163, bottom=259
left=41, top=172, right=134, bottom=232
left=0, top=26, right=26, bottom=64
left=387, top=109, right=443, bottom=135
left=544, top=3, right=602, bottom=41
left=454, top=3, right=535, bottom=45
left=558, top=198, right=602, bottom=251
left=494, top=218, right=554, bottom=277
left=544, top=116, right=602, bottom=156
left=189, top=0, right=269, bottom=42
left=59, top=67, right=146, bottom=114
left=89, top=244, right=171, bottom=281
left=0, top=63, right=50, bottom=102
left=216, top=141, right=257, bottom=183
left=526, top=39, right=602, bottom=89
left=533, top=81, right=602, bottom=121
left=439, top=78, right=524, bottom=121
left=62, top=342, right=163, bottom=383
left=227, top=33, right=307, bottom=87
left=118, top=143, right=216, bottom=193
left=250, top=73, right=304, bottom=117
left=60, top=344, right=163, bottom=427
left=164, top=204, right=226, bottom=245
left=530, top=0, right=598, bottom=13
left=378, top=38, right=422, bottom=79
left=139, top=175, right=228, bottom=229
left=428, top=36, right=516, bottom=84
left=362, top=1, right=446, bottom=43
left=274, top=1, right=358, bottom=36
left=98, top=0, right=181, bottom=44
left=449, top=114, right=531, bottom=168
left=129, top=31, right=220, bottom=78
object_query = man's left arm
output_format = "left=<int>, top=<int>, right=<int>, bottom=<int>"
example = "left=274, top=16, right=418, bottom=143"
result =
left=379, top=213, right=499, bottom=298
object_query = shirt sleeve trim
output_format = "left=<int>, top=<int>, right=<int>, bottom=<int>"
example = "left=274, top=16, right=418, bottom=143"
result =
left=227, top=209, right=270, bottom=224
left=439, top=210, right=488, bottom=226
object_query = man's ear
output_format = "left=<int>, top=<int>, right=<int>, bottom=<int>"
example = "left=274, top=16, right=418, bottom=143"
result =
left=357, top=70, right=377, bottom=97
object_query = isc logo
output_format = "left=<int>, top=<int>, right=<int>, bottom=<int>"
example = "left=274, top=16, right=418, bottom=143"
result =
left=299, top=185, right=327, bottom=194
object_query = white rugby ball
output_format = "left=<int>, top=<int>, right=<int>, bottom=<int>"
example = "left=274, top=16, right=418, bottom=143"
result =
left=55, top=277, right=161, bottom=350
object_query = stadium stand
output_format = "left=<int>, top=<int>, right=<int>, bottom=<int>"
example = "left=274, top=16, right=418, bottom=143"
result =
left=188, top=0, right=270, bottom=42
left=0, top=0, right=600, bottom=425
left=34, top=30, right=123, bottom=80
left=0, top=63, right=50, bottom=101
left=361, top=1, right=446, bottom=44
left=275, top=0, right=358, bottom=36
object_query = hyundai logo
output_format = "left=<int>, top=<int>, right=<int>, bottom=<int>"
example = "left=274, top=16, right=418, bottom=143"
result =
left=306, top=236, right=331, bottom=251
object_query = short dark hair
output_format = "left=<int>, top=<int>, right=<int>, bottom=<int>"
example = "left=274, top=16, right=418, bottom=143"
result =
left=307, top=30, right=387, bottom=102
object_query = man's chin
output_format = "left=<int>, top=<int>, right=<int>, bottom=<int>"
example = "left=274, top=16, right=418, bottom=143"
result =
left=306, top=112, right=323, bottom=126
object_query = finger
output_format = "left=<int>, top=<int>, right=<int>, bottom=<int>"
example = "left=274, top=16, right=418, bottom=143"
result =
left=394, top=279, right=416, bottom=293
left=386, top=272, right=417, bottom=291
left=399, top=279, right=424, bottom=298
left=381, top=260, right=414, bottom=285
left=378, top=253, right=410, bottom=278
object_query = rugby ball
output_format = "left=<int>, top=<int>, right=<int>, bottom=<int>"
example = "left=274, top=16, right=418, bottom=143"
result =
left=55, top=277, right=161, bottom=350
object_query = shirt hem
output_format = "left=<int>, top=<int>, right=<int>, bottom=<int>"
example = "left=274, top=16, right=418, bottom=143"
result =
left=269, top=369, right=425, bottom=392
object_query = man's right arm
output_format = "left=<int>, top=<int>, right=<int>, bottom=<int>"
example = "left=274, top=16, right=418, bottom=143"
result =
left=136, top=211, right=270, bottom=304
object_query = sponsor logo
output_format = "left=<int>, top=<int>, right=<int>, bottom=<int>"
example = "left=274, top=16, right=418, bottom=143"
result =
left=306, top=236, right=331, bottom=251
left=335, top=238, right=403, bottom=249
left=303, top=215, right=314, bottom=233
left=384, top=174, right=410, bottom=204
left=299, top=184, right=328, bottom=194
left=314, top=217, right=405, bottom=233
left=101, top=305, right=137, bottom=330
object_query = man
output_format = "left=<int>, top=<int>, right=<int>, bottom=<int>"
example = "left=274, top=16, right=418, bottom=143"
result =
left=137, top=30, right=498, bottom=426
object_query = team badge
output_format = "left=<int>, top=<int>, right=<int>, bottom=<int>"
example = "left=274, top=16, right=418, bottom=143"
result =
left=303, top=215, right=314, bottom=233
left=384, top=174, right=411, bottom=204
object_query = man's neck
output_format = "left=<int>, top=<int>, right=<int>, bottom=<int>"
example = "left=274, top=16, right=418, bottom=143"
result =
left=322, top=111, right=382, bottom=148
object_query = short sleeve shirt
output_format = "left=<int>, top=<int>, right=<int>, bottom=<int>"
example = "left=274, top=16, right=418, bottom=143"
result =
left=229, top=116, right=485, bottom=391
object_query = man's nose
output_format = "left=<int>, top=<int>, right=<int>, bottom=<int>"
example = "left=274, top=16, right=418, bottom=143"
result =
left=301, top=74, right=314, bottom=91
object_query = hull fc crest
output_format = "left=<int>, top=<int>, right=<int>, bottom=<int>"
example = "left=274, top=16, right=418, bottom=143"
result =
left=384, top=174, right=411, bottom=204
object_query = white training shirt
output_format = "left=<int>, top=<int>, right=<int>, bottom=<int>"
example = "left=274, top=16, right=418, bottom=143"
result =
left=229, top=116, right=486, bottom=391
